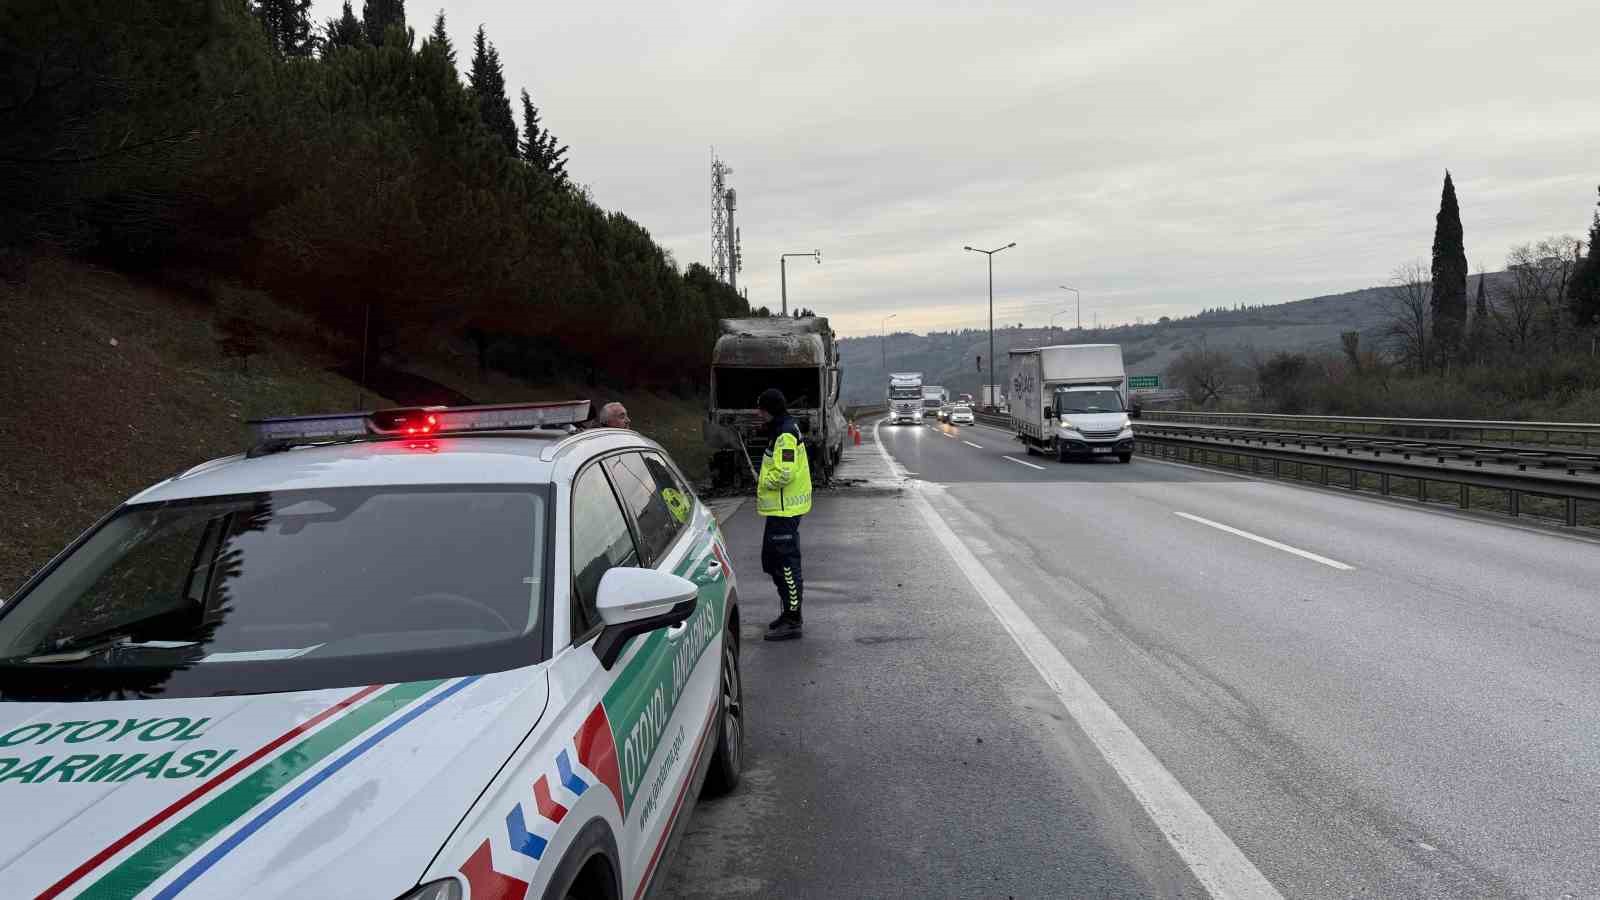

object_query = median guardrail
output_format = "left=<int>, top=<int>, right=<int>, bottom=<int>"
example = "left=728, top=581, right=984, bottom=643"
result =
left=1138, top=410, right=1600, bottom=449
left=1134, top=423, right=1600, bottom=528
left=845, top=403, right=888, bottom=420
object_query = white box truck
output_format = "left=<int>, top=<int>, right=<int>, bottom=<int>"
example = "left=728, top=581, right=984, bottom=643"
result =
left=888, top=372, right=924, bottom=424
left=1007, top=344, right=1137, bottom=463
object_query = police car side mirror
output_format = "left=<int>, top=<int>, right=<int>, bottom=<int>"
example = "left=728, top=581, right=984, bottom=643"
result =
left=592, top=568, right=699, bottom=670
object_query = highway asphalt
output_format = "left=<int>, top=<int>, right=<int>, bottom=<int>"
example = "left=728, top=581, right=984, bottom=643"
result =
left=664, top=419, right=1600, bottom=898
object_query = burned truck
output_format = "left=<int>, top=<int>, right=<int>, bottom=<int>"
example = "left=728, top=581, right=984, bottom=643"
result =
left=704, top=316, right=846, bottom=486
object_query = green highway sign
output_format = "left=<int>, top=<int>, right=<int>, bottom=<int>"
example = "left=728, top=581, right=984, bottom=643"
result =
left=1128, top=375, right=1160, bottom=390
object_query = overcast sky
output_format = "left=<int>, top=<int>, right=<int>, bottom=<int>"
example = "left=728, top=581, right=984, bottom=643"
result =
left=314, top=0, right=1597, bottom=336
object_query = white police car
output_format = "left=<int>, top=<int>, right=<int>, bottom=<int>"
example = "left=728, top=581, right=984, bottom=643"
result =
left=0, top=401, right=743, bottom=900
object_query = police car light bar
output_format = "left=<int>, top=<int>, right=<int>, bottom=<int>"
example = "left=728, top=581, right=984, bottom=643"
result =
left=248, top=400, right=592, bottom=451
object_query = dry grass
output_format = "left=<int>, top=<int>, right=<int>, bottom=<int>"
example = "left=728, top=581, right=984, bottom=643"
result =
left=0, top=259, right=710, bottom=595
left=0, top=258, right=396, bottom=594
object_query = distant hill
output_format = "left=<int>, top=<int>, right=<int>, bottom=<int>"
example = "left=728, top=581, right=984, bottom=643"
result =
left=838, top=273, right=1504, bottom=405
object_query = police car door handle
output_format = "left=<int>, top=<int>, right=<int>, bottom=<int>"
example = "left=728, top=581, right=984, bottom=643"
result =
left=705, top=560, right=723, bottom=576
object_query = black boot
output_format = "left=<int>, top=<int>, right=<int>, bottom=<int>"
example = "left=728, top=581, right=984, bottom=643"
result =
left=764, top=615, right=802, bottom=641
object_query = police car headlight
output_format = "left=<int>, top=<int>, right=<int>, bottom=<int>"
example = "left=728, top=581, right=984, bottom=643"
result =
left=396, top=880, right=463, bottom=900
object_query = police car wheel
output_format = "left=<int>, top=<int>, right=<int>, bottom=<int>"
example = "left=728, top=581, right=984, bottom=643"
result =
left=540, top=819, right=621, bottom=900
left=703, top=623, right=744, bottom=796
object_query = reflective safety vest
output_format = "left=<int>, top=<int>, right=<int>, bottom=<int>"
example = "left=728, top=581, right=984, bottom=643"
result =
left=661, top=486, right=691, bottom=524
left=756, top=422, right=812, bottom=517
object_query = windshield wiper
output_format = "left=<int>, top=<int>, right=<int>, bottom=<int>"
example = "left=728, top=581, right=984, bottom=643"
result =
left=15, top=633, right=201, bottom=665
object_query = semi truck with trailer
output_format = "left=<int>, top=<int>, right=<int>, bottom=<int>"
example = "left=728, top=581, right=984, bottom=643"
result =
left=1007, top=344, right=1137, bottom=463
left=922, top=385, right=949, bottom=422
left=888, top=372, right=924, bottom=424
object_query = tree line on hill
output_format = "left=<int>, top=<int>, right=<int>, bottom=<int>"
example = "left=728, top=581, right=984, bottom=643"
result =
left=1167, top=175, right=1600, bottom=420
left=0, top=0, right=749, bottom=388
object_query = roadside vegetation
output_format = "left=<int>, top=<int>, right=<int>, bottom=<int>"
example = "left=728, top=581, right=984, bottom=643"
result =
left=0, top=258, right=709, bottom=595
left=0, top=1, right=742, bottom=591
left=1165, top=178, right=1600, bottom=421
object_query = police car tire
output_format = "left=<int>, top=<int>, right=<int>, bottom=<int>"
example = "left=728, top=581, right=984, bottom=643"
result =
left=702, top=623, right=744, bottom=796
left=540, top=818, right=621, bottom=900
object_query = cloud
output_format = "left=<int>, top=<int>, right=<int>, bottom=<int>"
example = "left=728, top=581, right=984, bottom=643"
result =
left=312, top=0, right=1600, bottom=336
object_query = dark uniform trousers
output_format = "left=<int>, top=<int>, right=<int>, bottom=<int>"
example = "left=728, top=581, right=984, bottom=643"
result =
left=760, top=515, right=803, bottom=620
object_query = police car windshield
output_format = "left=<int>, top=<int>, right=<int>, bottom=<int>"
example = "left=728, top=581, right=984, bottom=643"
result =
left=0, top=485, right=550, bottom=700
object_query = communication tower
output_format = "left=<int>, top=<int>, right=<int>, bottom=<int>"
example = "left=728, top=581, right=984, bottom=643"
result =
left=711, top=152, right=732, bottom=284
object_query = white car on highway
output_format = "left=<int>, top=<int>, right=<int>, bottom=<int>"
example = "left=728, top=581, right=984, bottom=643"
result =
left=948, top=406, right=974, bottom=426
left=0, top=401, right=744, bottom=900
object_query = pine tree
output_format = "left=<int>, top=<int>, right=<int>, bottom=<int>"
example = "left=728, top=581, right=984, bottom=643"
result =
left=362, top=0, right=406, bottom=46
left=519, top=89, right=569, bottom=183
left=323, top=1, right=364, bottom=49
left=1429, top=170, right=1469, bottom=369
left=427, top=10, right=455, bottom=69
left=1568, top=187, right=1600, bottom=329
left=469, top=27, right=518, bottom=155
left=252, top=0, right=315, bottom=57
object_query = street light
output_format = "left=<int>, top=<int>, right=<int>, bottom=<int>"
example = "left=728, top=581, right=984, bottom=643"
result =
left=1050, top=307, right=1073, bottom=333
left=780, top=250, right=821, bottom=316
left=1059, top=285, right=1080, bottom=331
left=964, top=242, right=1016, bottom=407
left=880, top=313, right=897, bottom=372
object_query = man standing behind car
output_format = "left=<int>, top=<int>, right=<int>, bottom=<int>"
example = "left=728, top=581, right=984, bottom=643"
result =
left=755, top=388, right=811, bottom=641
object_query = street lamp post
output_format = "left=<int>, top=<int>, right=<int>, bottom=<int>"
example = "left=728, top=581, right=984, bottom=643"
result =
left=780, top=250, right=821, bottom=316
left=1050, top=307, right=1073, bottom=334
left=964, top=242, right=1016, bottom=407
left=1059, top=285, right=1081, bottom=331
left=880, top=313, right=897, bottom=372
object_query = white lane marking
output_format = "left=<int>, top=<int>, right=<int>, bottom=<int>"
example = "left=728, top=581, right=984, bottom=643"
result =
left=962, top=441, right=984, bottom=449
left=909, top=490, right=1284, bottom=900
left=1173, top=511, right=1354, bottom=571
left=1002, top=455, right=1046, bottom=471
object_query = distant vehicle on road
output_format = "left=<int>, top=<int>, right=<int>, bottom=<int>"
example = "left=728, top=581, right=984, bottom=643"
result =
left=889, top=372, right=924, bottom=424
left=949, top=405, right=975, bottom=425
left=1008, top=344, right=1137, bottom=463
left=0, top=402, right=744, bottom=900
left=980, top=384, right=1005, bottom=410
left=922, top=385, right=948, bottom=423
left=706, top=316, right=846, bottom=484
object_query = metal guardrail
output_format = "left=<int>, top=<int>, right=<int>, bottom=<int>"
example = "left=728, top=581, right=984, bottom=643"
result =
left=845, top=403, right=888, bottom=419
left=1135, top=426, right=1600, bottom=528
left=1139, top=410, right=1600, bottom=449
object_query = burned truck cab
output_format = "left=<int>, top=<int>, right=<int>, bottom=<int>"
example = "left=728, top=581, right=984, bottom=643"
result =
left=704, top=316, right=846, bottom=486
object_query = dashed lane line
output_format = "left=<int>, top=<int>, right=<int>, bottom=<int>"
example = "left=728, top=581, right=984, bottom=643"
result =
left=1002, top=455, right=1047, bottom=471
left=1174, top=511, right=1354, bottom=571
left=962, top=441, right=984, bottom=449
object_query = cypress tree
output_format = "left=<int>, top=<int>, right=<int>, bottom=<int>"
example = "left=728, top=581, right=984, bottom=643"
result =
left=252, top=0, right=315, bottom=57
left=469, top=27, right=518, bottom=155
left=520, top=89, right=569, bottom=183
left=324, top=1, right=364, bottom=49
left=1468, top=271, right=1490, bottom=364
left=1429, top=170, right=1469, bottom=369
left=427, top=10, right=455, bottom=69
left=1569, top=187, right=1600, bottom=329
left=362, top=0, right=405, bottom=46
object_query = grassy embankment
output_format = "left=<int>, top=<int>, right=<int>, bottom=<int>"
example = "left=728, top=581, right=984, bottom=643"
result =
left=0, top=259, right=707, bottom=594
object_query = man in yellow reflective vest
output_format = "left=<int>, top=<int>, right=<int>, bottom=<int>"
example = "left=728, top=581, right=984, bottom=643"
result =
left=755, top=388, right=811, bottom=641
